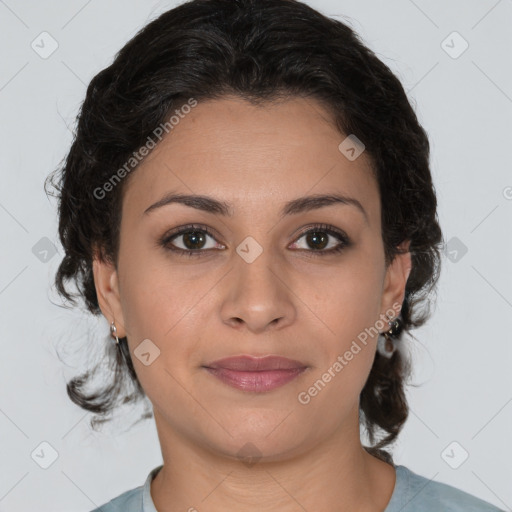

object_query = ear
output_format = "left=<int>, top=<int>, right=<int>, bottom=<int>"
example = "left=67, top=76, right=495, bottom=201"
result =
left=92, top=247, right=127, bottom=338
left=379, top=239, right=412, bottom=319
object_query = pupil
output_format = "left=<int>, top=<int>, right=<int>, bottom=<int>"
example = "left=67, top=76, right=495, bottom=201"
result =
left=307, top=231, right=327, bottom=250
left=183, top=231, right=205, bottom=249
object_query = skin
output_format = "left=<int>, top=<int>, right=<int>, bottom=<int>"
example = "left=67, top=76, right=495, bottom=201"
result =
left=93, top=95, right=411, bottom=512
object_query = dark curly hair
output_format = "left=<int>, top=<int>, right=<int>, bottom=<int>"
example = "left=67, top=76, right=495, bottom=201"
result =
left=44, top=0, right=443, bottom=464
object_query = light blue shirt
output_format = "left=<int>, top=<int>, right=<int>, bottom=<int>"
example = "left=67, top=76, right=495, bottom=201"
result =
left=89, top=464, right=505, bottom=511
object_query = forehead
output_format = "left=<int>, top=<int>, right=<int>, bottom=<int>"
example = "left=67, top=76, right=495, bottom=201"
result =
left=121, top=96, right=380, bottom=225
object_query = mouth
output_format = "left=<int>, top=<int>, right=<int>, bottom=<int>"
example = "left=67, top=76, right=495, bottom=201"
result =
left=202, top=355, right=309, bottom=392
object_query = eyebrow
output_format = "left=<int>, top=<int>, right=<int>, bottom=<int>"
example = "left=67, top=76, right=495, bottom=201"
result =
left=143, top=192, right=369, bottom=223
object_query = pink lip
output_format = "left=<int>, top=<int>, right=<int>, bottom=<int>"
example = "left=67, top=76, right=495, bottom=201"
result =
left=204, top=367, right=307, bottom=392
left=203, top=355, right=308, bottom=392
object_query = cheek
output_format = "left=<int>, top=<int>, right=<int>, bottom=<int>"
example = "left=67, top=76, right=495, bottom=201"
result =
left=308, top=252, right=384, bottom=336
left=117, top=247, right=210, bottom=380
left=301, top=252, right=384, bottom=384
left=121, top=266, right=207, bottom=347
left=118, top=237, right=193, bottom=332
left=299, top=291, right=380, bottom=421
left=118, top=276, right=199, bottom=406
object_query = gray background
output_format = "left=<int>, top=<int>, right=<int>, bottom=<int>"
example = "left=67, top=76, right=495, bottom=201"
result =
left=0, top=0, right=511, bottom=510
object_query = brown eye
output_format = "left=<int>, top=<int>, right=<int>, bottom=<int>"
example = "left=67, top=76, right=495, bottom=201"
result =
left=290, top=224, right=351, bottom=256
left=160, top=224, right=224, bottom=256
left=180, top=230, right=208, bottom=250
left=305, top=231, right=329, bottom=250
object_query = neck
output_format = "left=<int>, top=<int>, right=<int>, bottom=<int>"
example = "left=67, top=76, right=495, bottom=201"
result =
left=150, top=406, right=396, bottom=512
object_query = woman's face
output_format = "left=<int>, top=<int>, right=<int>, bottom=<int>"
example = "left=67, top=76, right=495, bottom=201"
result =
left=94, top=95, right=410, bottom=462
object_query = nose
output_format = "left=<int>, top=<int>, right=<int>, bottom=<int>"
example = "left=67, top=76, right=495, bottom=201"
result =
left=219, top=251, right=297, bottom=334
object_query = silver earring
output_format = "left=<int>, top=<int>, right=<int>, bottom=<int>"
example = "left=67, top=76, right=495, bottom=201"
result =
left=377, top=317, right=401, bottom=358
left=110, top=320, right=120, bottom=345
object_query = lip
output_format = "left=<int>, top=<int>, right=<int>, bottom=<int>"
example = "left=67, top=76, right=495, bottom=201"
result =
left=204, top=355, right=307, bottom=371
left=202, top=355, right=309, bottom=392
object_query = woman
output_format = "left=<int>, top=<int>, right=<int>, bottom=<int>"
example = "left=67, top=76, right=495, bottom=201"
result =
left=45, top=0, right=503, bottom=510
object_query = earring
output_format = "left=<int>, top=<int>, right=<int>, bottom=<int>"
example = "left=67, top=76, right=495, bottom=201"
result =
left=110, top=320, right=120, bottom=345
left=377, top=317, right=402, bottom=358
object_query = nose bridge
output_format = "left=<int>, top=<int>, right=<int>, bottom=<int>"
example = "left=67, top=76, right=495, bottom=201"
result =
left=219, top=237, right=296, bottom=332
left=236, top=241, right=279, bottom=295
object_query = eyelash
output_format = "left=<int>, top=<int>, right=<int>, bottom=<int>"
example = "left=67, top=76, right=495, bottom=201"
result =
left=159, top=223, right=351, bottom=258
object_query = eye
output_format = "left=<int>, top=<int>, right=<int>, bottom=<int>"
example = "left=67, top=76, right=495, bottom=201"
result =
left=159, top=223, right=351, bottom=258
left=289, top=224, right=351, bottom=256
left=159, top=224, right=225, bottom=256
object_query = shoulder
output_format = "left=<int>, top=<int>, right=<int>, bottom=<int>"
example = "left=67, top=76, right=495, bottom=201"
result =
left=88, top=464, right=163, bottom=512
left=88, top=486, right=143, bottom=512
left=386, top=465, right=505, bottom=512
